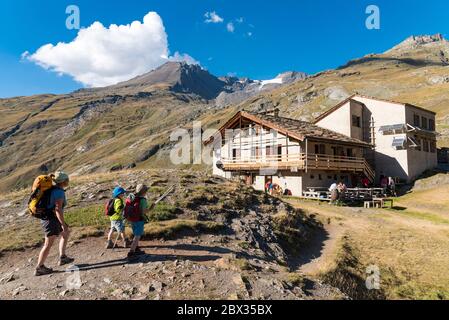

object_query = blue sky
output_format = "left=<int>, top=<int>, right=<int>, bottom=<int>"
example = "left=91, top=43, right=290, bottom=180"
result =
left=1, top=0, right=449, bottom=98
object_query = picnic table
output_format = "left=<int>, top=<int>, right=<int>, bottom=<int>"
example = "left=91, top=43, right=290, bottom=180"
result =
left=303, top=187, right=331, bottom=201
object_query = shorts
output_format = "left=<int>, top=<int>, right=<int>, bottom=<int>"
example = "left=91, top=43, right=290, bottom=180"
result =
left=131, top=221, right=145, bottom=237
left=41, top=217, right=63, bottom=237
left=110, top=220, right=125, bottom=233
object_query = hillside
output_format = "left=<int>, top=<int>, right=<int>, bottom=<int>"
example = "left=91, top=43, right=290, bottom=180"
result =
left=0, top=169, right=447, bottom=300
left=0, top=170, right=346, bottom=300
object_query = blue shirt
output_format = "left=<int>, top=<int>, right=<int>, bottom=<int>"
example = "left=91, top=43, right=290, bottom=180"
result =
left=47, top=188, right=67, bottom=210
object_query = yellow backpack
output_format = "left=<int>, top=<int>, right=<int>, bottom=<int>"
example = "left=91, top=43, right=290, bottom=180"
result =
left=28, top=174, right=55, bottom=219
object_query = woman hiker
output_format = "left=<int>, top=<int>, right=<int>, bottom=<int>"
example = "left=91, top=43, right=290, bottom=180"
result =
left=126, top=184, right=155, bottom=261
left=35, top=171, right=74, bottom=276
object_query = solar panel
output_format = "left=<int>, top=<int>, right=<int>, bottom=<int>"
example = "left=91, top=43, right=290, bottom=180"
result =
left=392, top=137, right=406, bottom=147
left=379, top=124, right=407, bottom=133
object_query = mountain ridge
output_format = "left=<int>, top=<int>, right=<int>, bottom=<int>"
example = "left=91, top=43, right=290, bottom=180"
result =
left=0, top=34, right=448, bottom=192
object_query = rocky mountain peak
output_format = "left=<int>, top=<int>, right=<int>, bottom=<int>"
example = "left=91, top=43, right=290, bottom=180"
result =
left=386, top=33, right=448, bottom=53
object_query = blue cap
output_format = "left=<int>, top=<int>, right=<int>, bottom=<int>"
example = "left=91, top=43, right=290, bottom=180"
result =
left=113, top=187, right=126, bottom=198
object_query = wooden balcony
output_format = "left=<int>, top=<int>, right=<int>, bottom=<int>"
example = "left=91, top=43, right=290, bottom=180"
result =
left=221, top=153, right=375, bottom=180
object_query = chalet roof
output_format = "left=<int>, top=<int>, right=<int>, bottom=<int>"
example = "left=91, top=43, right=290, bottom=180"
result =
left=251, top=112, right=371, bottom=147
left=313, top=94, right=436, bottom=124
left=204, top=110, right=371, bottom=147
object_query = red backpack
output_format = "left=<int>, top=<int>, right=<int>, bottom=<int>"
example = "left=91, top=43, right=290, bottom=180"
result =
left=124, top=196, right=143, bottom=222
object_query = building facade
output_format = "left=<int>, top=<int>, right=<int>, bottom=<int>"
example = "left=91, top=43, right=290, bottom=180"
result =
left=314, top=95, right=438, bottom=182
left=208, top=110, right=374, bottom=197
left=207, top=95, right=438, bottom=196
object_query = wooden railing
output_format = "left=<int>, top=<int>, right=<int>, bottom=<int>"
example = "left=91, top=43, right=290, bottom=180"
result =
left=222, top=153, right=375, bottom=180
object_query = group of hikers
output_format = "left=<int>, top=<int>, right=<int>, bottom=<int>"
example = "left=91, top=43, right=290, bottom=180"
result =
left=264, top=180, right=292, bottom=196
left=328, top=174, right=397, bottom=204
left=32, top=171, right=153, bottom=277
left=328, top=181, right=348, bottom=204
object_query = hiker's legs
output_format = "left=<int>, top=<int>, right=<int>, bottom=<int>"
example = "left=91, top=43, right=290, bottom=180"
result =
left=37, top=236, right=57, bottom=267
left=107, top=228, right=114, bottom=241
left=59, top=228, right=71, bottom=257
left=130, top=236, right=141, bottom=252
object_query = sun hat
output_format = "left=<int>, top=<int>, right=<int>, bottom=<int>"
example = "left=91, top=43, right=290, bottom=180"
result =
left=54, top=171, right=70, bottom=184
left=113, top=187, right=126, bottom=198
left=135, top=184, right=148, bottom=195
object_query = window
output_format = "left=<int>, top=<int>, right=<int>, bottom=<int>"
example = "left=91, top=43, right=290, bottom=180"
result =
left=429, top=119, right=435, bottom=132
left=414, top=135, right=421, bottom=151
left=423, top=139, right=429, bottom=152
left=430, top=141, right=437, bottom=153
left=266, top=146, right=272, bottom=156
left=251, top=147, right=262, bottom=159
left=314, top=144, right=326, bottom=154
left=413, top=114, right=420, bottom=127
left=352, top=115, right=361, bottom=128
left=347, top=148, right=354, bottom=158
left=277, top=145, right=283, bottom=162
left=421, top=117, right=428, bottom=130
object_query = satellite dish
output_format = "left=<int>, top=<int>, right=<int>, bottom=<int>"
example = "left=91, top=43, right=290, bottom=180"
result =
left=216, top=161, right=224, bottom=170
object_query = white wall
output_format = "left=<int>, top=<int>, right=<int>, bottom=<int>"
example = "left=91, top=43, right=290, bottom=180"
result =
left=316, top=101, right=352, bottom=137
left=317, top=96, right=437, bottom=182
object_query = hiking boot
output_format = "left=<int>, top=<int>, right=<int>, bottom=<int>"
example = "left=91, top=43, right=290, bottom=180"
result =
left=106, top=240, right=114, bottom=249
left=34, top=265, right=53, bottom=277
left=124, top=239, right=132, bottom=249
left=127, top=251, right=139, bottom=262
left=58, top=255, right=75, bottom=266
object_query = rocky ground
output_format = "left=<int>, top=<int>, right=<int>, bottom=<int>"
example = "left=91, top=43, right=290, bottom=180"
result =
left=0, top=170, right=346, bottom=300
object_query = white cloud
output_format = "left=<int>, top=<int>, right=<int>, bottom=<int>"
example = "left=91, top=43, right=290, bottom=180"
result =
left=25, top=12, right=196, bottom=87
left=204, top=11, right=224, bottom=23
left=226, top=22, right=235, bottom=33
left=236, top=17, right=244, bottom=24
left=169, top=52, right=199, bottom=65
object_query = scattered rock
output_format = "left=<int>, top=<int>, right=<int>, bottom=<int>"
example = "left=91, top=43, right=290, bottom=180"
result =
left=59, top=290, right=70, bottom=297
left=150, top=280, right=166, bottom=293
left=112, top=289, right=124, bottom=297
left=12, top=285, right=28, bottom=296
left=0, top=272, right=15, bottom=284
left=428, top=75, right=449, bottom=85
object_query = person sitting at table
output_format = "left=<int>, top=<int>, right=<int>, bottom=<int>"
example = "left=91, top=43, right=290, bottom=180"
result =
left=337, top=182, right=347, bottom=201
left=361, top=176, right=370, bottom=188
left=329, top=182, right=338, bottom=204
left=388, top=177, right=397, bottom=197
left=265, top=179, right=273, bottom=194
left=380, top=176, right=388, bottom=195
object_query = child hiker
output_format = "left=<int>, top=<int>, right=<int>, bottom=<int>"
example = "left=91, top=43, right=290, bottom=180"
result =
left=125, top=184, right=155, bottom=261
left=106, top=187, right=131, bottom=249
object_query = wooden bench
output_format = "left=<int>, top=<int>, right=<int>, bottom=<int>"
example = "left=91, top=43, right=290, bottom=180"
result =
left=373, top=198, right=394, bottom=209
left=364, top=200, right=383, bottom=208
left=364, top=198, right=394, bottom=209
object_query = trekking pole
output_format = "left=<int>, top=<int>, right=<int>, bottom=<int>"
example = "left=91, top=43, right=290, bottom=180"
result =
left=154, top=184, right=175, bottom=205
left=112, top=230, right=121, bottom=250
